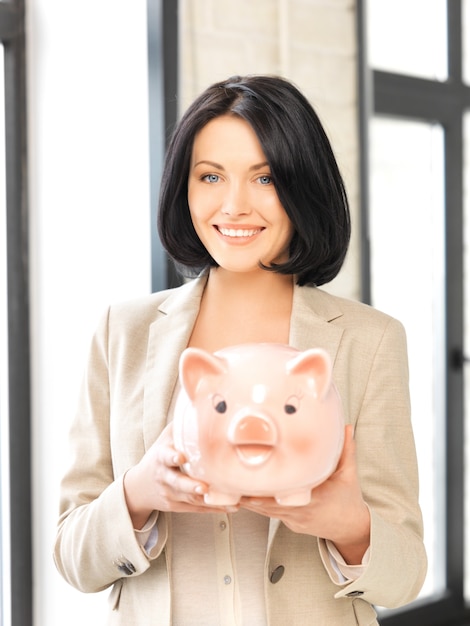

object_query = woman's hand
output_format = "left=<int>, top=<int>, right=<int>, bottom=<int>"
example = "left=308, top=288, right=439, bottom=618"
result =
left=240, top=424, right=370, bottom=564
left=123, top=422, right=232, bottom=529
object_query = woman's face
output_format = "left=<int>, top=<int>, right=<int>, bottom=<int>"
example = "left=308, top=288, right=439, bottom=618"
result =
left=187, top=115, right=294, bottom=275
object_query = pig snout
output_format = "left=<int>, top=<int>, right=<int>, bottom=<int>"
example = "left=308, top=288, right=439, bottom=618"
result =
left=228, top=414, right=277, bottom=467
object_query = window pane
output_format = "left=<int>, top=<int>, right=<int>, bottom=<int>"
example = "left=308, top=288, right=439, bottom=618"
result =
left=367, top=0, right=448, bottom=81
left=0, top=44, right=11, bottom=626
left=369, top=117, right=446, bottom=599
left=464, top=110, right=470, bottom=602
left=464, top=0, right=470, bottom=85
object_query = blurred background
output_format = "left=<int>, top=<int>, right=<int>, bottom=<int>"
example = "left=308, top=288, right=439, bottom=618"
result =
left=1, top=0, right=469, bottom=624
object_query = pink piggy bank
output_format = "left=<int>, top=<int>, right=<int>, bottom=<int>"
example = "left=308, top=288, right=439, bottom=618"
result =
left=173, top=343, right=344, bottom=506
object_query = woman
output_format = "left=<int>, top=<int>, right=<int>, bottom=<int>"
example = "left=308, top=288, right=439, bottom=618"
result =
left=54, top=75, right=427, bottom=625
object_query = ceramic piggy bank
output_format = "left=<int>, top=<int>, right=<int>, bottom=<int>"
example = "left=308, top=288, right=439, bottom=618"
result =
left=173, top=343, right=344, bottom=506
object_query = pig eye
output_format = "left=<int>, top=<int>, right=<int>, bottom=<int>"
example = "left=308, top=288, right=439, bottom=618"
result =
left=213, top=394, right=227, bottom=414
left=284, top=395, right=300, bottom=415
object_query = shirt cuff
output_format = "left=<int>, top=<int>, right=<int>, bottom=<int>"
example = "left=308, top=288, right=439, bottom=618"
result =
left=325, top=540, right=370, bottom=583
left=134, top=510, right=159, bottom=555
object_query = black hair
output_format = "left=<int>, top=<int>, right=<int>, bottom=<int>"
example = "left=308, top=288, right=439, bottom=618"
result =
left=157, top=75, right=351, bottom=286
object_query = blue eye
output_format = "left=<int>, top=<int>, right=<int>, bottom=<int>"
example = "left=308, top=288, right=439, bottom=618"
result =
left=203, top=174, right=219, bottom=183
left=258, top=175, right=272, bottom=185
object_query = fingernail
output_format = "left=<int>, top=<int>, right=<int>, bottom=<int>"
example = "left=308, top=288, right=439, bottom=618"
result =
left=195, top=485, right=204, bottom=495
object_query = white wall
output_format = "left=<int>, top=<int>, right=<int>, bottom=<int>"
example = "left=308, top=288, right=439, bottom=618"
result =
left=27, top=2, right=152, bottom=623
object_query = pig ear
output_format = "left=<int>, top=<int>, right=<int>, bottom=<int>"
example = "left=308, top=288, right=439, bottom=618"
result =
left=179, top=347, right=226, bottom=401
left=286, top=348, right=332, bottom=400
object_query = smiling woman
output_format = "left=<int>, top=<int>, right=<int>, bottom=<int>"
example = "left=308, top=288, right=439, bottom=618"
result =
left=54, top=75, right=426, bottom=626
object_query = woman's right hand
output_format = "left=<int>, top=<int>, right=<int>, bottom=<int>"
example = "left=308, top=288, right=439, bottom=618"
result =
left=123, top=422, right=227, bottom=529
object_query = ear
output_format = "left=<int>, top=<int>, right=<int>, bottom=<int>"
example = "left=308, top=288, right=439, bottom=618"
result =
left=286, top=348, right=332, bottom=400
left=179, top=347, right=226, bottom=401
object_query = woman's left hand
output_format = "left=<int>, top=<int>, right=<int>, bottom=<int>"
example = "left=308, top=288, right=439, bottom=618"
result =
left=239, top=424, right=370, bottom=565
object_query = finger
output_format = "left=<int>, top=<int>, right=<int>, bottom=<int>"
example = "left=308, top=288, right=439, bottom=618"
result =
left=239, top=497, right=280, bottom=517
left=153, top=436, right=186, bottom=468
left=169, top=450, right=186, bottom=467
left=164, top=461, right=209, bottom=501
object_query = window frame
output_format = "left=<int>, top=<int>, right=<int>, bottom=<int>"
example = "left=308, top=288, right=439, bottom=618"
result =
left=147, top=0, right=179, bottom=292
left=0, top=0, right=33, bottom=625
left=358, top=0, right=470, bottom=623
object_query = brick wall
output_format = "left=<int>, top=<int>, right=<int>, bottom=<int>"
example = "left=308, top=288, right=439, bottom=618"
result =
left=179, top=0, right=360, bottom=299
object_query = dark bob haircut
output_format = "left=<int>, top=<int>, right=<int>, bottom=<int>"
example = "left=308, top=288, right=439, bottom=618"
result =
left=157, top=75, right=351, bottom=287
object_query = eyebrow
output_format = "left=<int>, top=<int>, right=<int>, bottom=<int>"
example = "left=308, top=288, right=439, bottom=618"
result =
left=193, top=160, right=270, bottom=172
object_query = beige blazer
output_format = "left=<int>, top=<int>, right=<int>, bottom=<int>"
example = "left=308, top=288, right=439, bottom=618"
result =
left=54, top=275, right=427, bottom=625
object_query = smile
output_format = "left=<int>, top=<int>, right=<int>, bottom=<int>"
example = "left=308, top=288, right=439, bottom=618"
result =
left=217, top=227, right=262, bottom=238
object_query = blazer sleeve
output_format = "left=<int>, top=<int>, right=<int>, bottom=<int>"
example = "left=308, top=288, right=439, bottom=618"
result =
left=53, top=308, right=167, bottom=593
left=320, top=316, right=427, bottom=608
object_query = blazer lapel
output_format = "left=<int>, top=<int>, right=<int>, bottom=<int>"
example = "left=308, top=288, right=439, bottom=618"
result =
left=268, top=284, right=345, bottom=551
left=289, top=284, right=345, bottom=359
left=142, top=275, right=208, bottom=450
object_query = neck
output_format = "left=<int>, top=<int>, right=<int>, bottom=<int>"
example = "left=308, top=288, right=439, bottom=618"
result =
left=189, top=267, right=295, bottom=351
left=205, top=267, right=294, bottom=301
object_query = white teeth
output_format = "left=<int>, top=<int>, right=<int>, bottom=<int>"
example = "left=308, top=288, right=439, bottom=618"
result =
left=219, top=227, right=260, bottom=237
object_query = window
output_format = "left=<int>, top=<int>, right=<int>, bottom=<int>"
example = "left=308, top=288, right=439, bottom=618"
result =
left=361, top=0, right=470, bottom=622
left=369, top=118, right=446, bottom=600
left=367, top=0, right=447, bottom=81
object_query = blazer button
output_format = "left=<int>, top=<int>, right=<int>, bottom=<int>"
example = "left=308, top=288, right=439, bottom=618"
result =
left=115, top=558, right=136, bottom=576
left=270, top=565, right=285, bottom=584
left=346, top=590, right=364, bottom=597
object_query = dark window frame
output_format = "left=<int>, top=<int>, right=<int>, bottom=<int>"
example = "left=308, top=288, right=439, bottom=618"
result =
left=147, top=0, right=179, bottom=292
left=1, top=0, right=33, bottom=625
left=358, top=1, right=470, bottom=624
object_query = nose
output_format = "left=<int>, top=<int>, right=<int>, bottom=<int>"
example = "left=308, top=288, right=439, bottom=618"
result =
left=228, top=414, right=277, bottom=446
left=221, top=182, right=251, bottom=216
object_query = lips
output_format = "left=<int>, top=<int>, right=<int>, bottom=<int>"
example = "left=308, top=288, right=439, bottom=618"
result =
left=217, top=226, right=263, bottom=238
